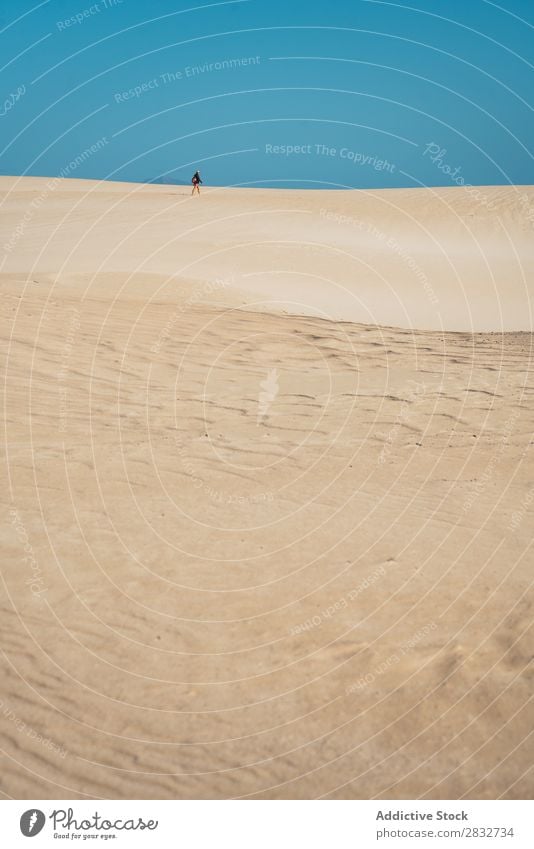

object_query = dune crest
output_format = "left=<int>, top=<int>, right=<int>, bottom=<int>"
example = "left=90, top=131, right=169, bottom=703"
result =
left=1, top=177, right=532, bottom=331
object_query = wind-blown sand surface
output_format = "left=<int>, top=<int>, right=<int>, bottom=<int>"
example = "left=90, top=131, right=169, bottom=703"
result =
left=1, top=177, right=533, bottom=799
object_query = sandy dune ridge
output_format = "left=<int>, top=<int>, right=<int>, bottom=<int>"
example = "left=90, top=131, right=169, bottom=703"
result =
left=1, top=177, right=533, bottom=799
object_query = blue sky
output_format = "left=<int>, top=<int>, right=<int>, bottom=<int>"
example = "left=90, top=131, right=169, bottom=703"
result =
left=1, top=0, right=532, bottom=188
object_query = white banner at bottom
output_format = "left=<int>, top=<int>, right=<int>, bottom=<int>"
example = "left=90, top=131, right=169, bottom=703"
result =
left=1, top=799, right=532, bottom=848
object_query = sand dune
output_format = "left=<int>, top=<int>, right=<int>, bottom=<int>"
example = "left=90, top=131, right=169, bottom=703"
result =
left=1, top=177, right=532, bottom=331
left=1, top=177, right=533, bottom=799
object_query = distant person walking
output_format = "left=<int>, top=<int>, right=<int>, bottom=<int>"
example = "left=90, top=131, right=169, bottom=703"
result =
left=191, top=170, right=202, bottom=196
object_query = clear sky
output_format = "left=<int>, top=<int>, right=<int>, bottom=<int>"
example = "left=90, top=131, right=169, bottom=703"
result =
left=1, top=0, right=532, bottom=188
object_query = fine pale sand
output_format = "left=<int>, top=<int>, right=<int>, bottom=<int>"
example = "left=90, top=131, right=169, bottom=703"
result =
left=1, top=177, right=533, bottom=799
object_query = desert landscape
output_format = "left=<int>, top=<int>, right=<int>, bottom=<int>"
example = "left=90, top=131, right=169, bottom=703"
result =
left=1, top=176, right=533, bottom=799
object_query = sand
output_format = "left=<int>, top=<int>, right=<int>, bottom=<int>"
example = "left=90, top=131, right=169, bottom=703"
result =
left=1, top=177, right=533, bottom=799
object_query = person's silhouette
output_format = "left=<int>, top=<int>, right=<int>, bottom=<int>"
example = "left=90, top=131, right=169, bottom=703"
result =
left=191, top=170, right=202, bottom=196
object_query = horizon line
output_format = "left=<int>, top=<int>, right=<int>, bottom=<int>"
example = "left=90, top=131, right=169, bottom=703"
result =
left=1, top=173, right=533, bottom=192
